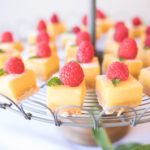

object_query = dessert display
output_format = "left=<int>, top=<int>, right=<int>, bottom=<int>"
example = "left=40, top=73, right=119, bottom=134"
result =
left=47, top=61, right=86, bottom=111
left=0, top=57, right=37, bottom=103
left=103, top=38, right=143, bottom=78
left=76, top=41, right=100, bottom=89
left=60, top=26, right=81, bottom=48
left=139, top=67, right=150, bottom=96
left=104, top=24, right=128, bottom=56
left=47, top=13, right=65, bottom=39
left=129, top=16, right=145, bottom=38
left=27, top=31, right=56, bottom=56
left=81, top=9, right=112, bottom=39
left=65, top=31, right=90, bottom=60
left=0, top=31, right=23, bottom=52
left=96, top=61, right=143, bottom=114
left=137, top=34, right=150, bottom=67
left=25, top=42, right=59, bottom=81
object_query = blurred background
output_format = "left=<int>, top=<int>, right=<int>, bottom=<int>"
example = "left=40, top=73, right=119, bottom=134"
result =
left=0, top=0, right=150, bottom=36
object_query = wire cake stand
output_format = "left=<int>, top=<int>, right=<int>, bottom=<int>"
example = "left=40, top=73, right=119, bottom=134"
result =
left=0, top=82, right=150, bottom=129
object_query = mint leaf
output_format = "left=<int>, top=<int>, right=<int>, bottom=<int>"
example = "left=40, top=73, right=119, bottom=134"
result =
left=28, top=56, right=38, bottom=60
left=133, top=145, right=150, bottom=150
left=112, top=79, right=120, bottom=86
left=70, top=44, right=77, bottom=47
left=118, top=57, right=124, bottom=61
left=92, top=128, right=114, bottom=150
left=47, top=77, right=62, bottom=87
left=115, top=143, right=141, bottom=150
left=144, top=46, right=150, bottom=50
left=0, top=69, right=5, bottom=76
left=0, top=49, right=4, bottom=53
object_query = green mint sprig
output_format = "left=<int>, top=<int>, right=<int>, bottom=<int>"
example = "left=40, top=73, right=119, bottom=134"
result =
left=47, top=77, right=62, bottom=87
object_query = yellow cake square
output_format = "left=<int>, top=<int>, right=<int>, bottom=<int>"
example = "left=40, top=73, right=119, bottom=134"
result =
left=47, top=80, right=86, bottom=111
left=24, top=53, right=59, bottom=81
left=0, top=70, right=37, bottom=103
left=96, top=75, right=143, bottom=114
left=139, top=67, right=150, bottom=96
left=65, top=43, right=78, bottom=61
left=80, top=57, right=100, bottom=89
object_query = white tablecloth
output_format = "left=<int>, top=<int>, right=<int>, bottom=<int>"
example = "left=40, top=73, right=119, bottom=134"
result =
left=0, top=109, right=150, bottom=150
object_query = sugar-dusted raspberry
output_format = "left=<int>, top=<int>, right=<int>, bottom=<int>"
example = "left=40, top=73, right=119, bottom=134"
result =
left=1, top=31, right=14, bottom=43
left=72, top=26, right=81, bottom=34
left=37, top=19, right=46, bottom=32
left=77, top=41, right=94, bottom=63
left=106, top=61, right=129, bottom=82
left=50, top=14, right=59, bottom=23
left=36, top=42, right=51, bottom=58
left=59, top=61, right=84, bottom=87
left=82, top=15, right=87, bottom=26
left=36, top=31, right=50, bottom=43
left=132, top=17, right=142, bottom=26
left=4, top=57, right=25, bottom=74
left=118, top=38, right=138, bottom=59
left=76, top=31, right=90, bottom=45
left=96, top=9, right=106, bottom=19
left=145, top=26, right=150, bottom=35
left=113, top=25, right=128, bottom=43
left=144, top=35, right=150, bottom=48
left=114, top=21, right=125, bottom=29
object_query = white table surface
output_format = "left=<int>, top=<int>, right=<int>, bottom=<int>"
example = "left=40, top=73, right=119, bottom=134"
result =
left=0, top=109, right=150, bottom=150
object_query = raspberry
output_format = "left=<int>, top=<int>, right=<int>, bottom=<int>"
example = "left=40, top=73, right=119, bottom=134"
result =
left=113, top=25, right=128, bottom=43
left=144, top=35, right=150, bottom=48
left=106, top=61, right=129, bottom=81
left=36, top=31, right=50, bottom=43
left=96, top=9, right=106, bottom=19
left=114, top=21, right=125, bottom=29
left=145, top=26, right=150, bottom=35
left=77, top=41, right=94, bottom=63
left=37, top=19, right=46, bottom=32
left=59, top=61, right=84, bottom=87
left=4, top=57, right=25, bottom=74
left=72, top=26, right=81, bottom=34
left=76, top=31, right=90, bottom=45
left=118, top=38, right=138, bottom=59
left=132, top=17, right=142, bottom=26
left=36, top=42, right=51, bottom=58
left=1, top=31, right=14, bottom=43
left=82, top=15, right=87, bottom=26
left=50, top=14, right=59, bottom=23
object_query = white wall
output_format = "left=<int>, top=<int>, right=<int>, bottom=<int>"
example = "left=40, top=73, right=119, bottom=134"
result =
left=0, top=0, right=150, bottom=37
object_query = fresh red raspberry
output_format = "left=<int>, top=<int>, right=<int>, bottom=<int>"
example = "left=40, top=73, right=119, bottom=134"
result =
left=82, top=15, right=87, bottom=26
left=113, top=25, right=128, bottom=43
left=50, top=14, right=59, bottom=23
left=132, top=17, right=142, bottom=26
left=77, top=41, right=94, bottom=63
left=118, top=38, right=138, bottom=59
left=37, top=19, right=46, bottom=32
left=114, top=21, right=125, bottom=29
left=4, top=57, right=25, bottom=74
left=72, top=26, right=81, bottom=34
left=144, top=35, right=150, bottom=48
left=36, top=31, right=50, bottom=43
left=96, top=9, right=106, bottom=19
left=145, top=26, right=150, bottom=35
left=36, top=42, right=51, bottom=58
left=1, top=31, right=14, bottom=43
left=76, top=31, right=90, bottom=45
left=59, top=61, right=84, bottom=87
left=106, top=61, right=129, bottom=81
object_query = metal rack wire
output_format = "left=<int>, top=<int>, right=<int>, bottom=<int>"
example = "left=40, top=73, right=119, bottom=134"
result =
left=0, top=82, right=150, bottom=129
